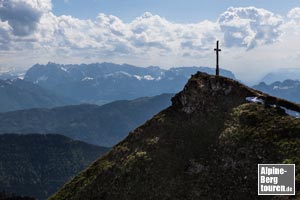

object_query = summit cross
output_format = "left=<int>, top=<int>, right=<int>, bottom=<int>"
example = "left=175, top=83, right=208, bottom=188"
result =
left=214, top=40, right=221, bottom=76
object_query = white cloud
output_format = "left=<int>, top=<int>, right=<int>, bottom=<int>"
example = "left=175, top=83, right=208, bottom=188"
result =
left=0, top=0, right=51, bottom=36
left=1, top=1, right=300, bottom=83
left=23, top=10, right=219, bottom=62
left=287, top=7, right=300, bottom=19
left=283, top=7, right=300, bottom=36
left=0, top=21, right=11, bottom=50
left=219, top=7, right=283, bottom=50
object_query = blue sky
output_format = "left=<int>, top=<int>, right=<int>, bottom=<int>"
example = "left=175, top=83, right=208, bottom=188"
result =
left=52, top=0, right=300, bottom=22
left=1, top=0, right=300, bottom=83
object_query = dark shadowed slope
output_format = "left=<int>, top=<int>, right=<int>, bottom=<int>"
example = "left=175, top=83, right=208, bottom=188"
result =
left=50, top=72, right=300, bottom=200
left=0, top=134, right=109, bottom=200
left=0, top=94, right=173, bottom=146
left=0, top=191, right=36, bottom=200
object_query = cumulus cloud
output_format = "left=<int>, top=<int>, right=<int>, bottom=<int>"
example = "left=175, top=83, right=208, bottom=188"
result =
left=29, top=11, right=218, bottom=60
left=0, top=2, right=285, bottom=56
left=1, top=1, right=300, bottom=83
left=129, top=12, right=218, bottom=56
left=0, top=21, right=11, bottom=50
left=287, top=7, right=300, bottom=19
left=283, top=7, right=300, bottom=35
left=219, top=7, right=283, bottom=50
left=0, top=0, right=51, bottom=36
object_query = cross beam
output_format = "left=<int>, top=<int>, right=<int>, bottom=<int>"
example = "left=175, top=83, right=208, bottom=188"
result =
left=214, top=40, right=221, bottom=76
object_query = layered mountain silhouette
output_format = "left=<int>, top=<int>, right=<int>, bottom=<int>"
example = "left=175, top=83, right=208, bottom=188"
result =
left=0, top=134, right=109, bottom=200
left=24, top=62, right=235, bottom=104
left=262, top=68, right=300, bottom=84
left=254, top=79, right=300, bottom=103
left=50, top=72, right=300, bottom=200
left=0, top=71, right=25, bottom=80
left=0, top=94, right=173, bottom=146
left=0, top=79, right=72, bottom=112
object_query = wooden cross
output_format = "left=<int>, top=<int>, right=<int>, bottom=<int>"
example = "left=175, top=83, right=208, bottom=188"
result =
left=214, top=40, right=221, bottom=76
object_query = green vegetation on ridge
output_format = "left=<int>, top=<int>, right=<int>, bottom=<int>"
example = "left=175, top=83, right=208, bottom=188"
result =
left=50, top=72, right=300, bottom=200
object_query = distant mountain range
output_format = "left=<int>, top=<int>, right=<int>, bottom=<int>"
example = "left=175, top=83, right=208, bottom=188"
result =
left=261, top=68, right=300, bottom=84
left=0, top=70, right=25, bottom=80
left=0, top=79, right=72, bottom=112
left=24, top=62, right=235, bottom=104
left=253, top=79, right=300, bottom=103
left=0, top=93, right=173, bottom=146
left=250, top=68, right=300, bottom=103
left=0, top=63, right=235, bottom=112
left=0, top=134, right=109, bottom=200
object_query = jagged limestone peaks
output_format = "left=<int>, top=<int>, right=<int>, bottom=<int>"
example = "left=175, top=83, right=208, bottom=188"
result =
left=50, top=72, right=300, bottom=200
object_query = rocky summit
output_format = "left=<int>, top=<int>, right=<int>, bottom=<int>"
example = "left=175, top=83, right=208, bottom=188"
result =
left=50, top=72, right=300, bottom=200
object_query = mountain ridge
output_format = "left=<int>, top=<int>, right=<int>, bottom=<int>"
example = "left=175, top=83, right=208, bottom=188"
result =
left=262, top=68, right=300, bottom=84
left=0, top=79, right=73, bottom=112
left=50, top=72, right=300, bottom=200
left=0, top=93, right=173, bottom=146
left=254, top=79, right=300, bottom=103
